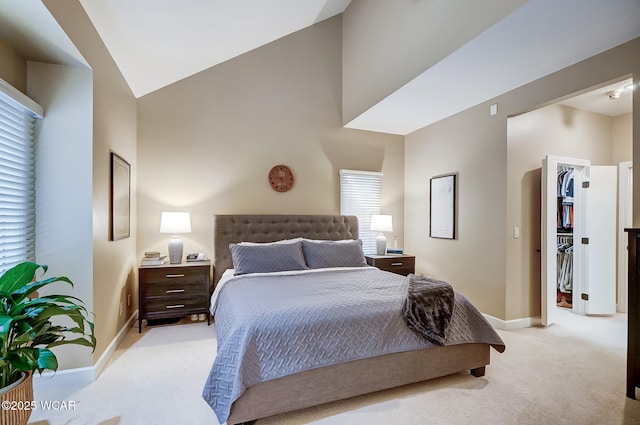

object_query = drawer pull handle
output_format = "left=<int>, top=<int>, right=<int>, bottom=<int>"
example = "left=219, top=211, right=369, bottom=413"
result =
left=166, top=274, right=185, bottom=278
left=166, top=289, right=185, bottom=293
left=165, top=304, right=185, bottom=309
left=391, top=262, right=404, bottom=266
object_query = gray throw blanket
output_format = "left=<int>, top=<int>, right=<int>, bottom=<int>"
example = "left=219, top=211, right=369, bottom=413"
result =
left=403, top=274, right=454, bottom=345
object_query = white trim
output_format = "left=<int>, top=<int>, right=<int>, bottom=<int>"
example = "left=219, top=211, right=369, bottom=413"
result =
left=618, top=161, right=632, bottom=313
left=483, top=313, right=541, bottom=330
left=32, top=365, right=95, bottom=390
left=94, top=310, right=139, bottom=378
left=0, top=77, right=43, bottom=118
left=339, top=169, right=383, bottom=177
left=33, top=311, right=138, bottom=390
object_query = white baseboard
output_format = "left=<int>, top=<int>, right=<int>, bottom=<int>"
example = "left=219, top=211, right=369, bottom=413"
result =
left=483, top=313, right=541, bottom=330
left=33, top=311, right=138, bottom=390
left=94, top=310, right=138, bottom=378
left=32, top=365, right=96, bottom=390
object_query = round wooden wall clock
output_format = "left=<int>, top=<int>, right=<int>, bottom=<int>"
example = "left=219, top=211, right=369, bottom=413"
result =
left=268, top=165, right=295, bottom=192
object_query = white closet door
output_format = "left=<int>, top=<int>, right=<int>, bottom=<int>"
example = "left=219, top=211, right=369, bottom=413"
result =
left=584, top=166, right=617, bottom=315
left=541, top=155, right=589, bottom=326
left=541, top=157, right=556, bottom=327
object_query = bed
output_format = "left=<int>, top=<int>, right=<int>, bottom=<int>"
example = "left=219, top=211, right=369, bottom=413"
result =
left=202, top=214, right=504, bottom=425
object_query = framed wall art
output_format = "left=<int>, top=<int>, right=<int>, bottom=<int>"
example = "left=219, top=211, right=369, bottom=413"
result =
left=110, top=152, right=130, bottom=241
left=429, top=173, right=456, bottom=239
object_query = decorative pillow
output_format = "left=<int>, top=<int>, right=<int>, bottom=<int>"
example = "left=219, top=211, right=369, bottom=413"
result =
left=301, top=239, right=367, bottom=269
left=229, top=241, right=308, bottom=275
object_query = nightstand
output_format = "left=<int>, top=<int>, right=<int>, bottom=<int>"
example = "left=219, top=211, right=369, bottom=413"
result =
left=138, top=261, right=211, bottom=333
left=365, top=254, right=415, bottom=276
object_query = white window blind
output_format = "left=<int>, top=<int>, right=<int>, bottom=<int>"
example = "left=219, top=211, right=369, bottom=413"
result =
left=0, top=89, right=38, bottom=273
left=339, top=169, right=382, bottom=255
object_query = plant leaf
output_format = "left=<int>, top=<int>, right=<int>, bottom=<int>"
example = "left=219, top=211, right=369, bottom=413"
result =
left=0, top=313, right=12, bottom=344
left=12, top=276, right=74, bottom=304
left=35, top=348, right=58, bottom=372
left=0, top=262, right=42, bottom=295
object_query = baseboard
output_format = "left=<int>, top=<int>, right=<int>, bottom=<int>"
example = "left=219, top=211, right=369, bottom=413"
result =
left=94, top=310, right=138, bottom=378
left=483, top=313, right=541, bottom=330
left=33, top=310, right=138, bottom=390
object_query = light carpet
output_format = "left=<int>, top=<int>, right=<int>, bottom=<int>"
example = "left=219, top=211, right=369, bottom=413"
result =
left=29, top=308, right=640, bottom=425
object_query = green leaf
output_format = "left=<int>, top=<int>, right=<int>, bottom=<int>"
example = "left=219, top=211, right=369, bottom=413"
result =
left=12, top=276, right=74, bottom=304
left=35, top=348, right=58, bottom=372
left=0, top=262, right=43, bottom=295
left=0, top=313, right=12, bottom=344
left=48, top=337, right=95, bottom=349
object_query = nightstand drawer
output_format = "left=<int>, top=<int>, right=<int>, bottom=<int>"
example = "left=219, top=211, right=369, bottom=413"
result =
left=144, top=296, right=208, bottom=316
left=142, top=279, right=207, bottom=297
left=365, top=255, right=415, bottom=276
left=141, top=266, right=208, bottom=285
left=370, top=256, right=415, bottom=270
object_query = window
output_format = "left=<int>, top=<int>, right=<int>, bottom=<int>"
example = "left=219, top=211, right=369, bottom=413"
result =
left=339, top=169, right=382, bottom=254
left=0, top=80, right=42, bottom=273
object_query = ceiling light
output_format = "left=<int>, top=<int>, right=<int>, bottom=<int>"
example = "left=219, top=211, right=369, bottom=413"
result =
left=608, top=90, right=621, bottom=100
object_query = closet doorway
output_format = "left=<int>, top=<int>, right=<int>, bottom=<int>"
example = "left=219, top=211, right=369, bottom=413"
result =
left=535, top=78, right=633, bottom=327
left=541, top=155, right=617, bottom=326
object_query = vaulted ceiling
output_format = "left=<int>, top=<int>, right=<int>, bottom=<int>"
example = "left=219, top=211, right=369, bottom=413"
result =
left=1, top=0, right=638, bottom=135
left=78, top=0, right=353, bottom=98
left=79, top=0, right=640, bottom=134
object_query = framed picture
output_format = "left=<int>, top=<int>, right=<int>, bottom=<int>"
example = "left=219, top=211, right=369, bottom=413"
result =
left=429, top=173, right=456, bottom=239
left=110, top=152, right=130, bottom=241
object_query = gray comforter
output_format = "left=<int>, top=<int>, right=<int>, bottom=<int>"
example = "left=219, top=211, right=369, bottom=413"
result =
left=202, top=267, right=505, bottom=424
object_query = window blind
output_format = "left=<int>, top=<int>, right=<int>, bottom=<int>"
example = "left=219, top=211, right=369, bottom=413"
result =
left=339, top=169, right=383, bottom=255
left=0, top=91, right=37, bottom=273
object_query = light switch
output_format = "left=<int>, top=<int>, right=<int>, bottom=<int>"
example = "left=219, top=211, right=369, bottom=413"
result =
left=513, top=227, right=520, bottom=239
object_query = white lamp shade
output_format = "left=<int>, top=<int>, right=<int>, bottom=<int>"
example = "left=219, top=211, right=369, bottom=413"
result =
left=370, top=214, right=393, bottom=232
left=160, top=212, right=191, bottom=234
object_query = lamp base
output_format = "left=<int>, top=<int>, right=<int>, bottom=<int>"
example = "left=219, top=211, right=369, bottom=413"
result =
left=168, top=236, right=183, bottom=264
left=376, top=233, right=387, bottom=256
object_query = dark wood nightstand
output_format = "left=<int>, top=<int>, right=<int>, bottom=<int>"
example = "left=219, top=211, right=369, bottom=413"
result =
left=365, top=254, right=415, bottom=276
left=138, top=261, right=211, bottom=333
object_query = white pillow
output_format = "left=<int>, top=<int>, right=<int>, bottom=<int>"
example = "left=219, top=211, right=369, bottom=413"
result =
left=238, top=237, right=303, bottom=246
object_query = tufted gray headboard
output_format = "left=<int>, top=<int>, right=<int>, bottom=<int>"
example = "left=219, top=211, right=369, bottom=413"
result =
left=212, top=214, right=359, bottom=284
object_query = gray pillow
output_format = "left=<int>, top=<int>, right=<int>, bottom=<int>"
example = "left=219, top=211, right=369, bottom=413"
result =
left=230, top=241, right=308, bottom=275
left=301, top=239, right=367, bottom=269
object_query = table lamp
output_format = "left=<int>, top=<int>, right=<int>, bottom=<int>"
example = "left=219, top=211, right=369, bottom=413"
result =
left=370, top=214, right=393, bottom=255
left=160, top=211, right=191, bottom=264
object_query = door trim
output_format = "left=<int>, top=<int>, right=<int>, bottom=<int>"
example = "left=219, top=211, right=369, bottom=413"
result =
left=618, top=161, right=632, bottom=313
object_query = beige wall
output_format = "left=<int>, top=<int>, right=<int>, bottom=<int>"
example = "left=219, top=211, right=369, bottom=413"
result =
left=0, top=37, right=26, bottom=92
left=405, top=37, right=640, bottom=322
left=137, top=16, right=404, bottom=261
left=405, top=104, right=508, bottom=319
left=341, top=0, right=526, bottom=124
left=506, top=105, right=630, bottom=321
left=612, top=113, right=633, bottom=165
left=43, top=0, right=138, bottom=365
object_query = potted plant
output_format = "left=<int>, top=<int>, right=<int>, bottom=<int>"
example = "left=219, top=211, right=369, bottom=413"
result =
left=0, top=262, right=95, bottom=425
